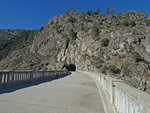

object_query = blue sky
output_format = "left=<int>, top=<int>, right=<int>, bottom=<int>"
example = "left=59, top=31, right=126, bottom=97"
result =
left=0, top=0, right=150, bottom=30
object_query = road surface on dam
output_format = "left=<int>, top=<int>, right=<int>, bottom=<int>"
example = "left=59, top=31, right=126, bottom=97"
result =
left=0, top=72, right=105, bottom=113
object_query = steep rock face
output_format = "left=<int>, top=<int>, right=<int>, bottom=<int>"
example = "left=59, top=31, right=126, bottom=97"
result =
left=0, top=11, right=150, bottom=93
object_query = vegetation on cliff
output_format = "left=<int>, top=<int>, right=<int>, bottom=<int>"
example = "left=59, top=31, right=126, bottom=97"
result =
left=0, top=30, right=36, bottom=61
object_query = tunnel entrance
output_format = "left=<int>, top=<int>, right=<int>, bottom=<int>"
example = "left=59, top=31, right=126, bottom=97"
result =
left=63, top=64, right=76, bottom=71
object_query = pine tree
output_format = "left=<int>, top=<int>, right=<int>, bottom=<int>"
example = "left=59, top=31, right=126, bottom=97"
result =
left=105, top=8, right=110, bottom=15
left=64, top=7, right=73, bottom=15
left=86, top=10, right=90, bottom=15
left=96, top=8, right=99, bottom=15
left=110, top=7, right=115, bottom=15
left=89, top=10, right=93, bottom=15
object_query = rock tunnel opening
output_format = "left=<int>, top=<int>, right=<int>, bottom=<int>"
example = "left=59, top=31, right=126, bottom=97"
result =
left=63, top=64, right=76, bottom=71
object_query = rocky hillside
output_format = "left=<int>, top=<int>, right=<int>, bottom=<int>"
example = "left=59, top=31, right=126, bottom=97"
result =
left=0, top=11, right=150, bottom=93
left=0, top=29, right=36, bottom=60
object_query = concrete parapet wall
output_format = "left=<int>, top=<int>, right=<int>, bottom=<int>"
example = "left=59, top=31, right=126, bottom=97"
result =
left=0, top=70, right=68, bottom=88
left=80, top=71, right=150, bottom=113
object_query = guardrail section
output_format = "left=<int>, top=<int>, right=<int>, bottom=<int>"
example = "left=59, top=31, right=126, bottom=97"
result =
left=80, top=71, right=150, bottom=113
left=0, top=70, right=68, bottom=88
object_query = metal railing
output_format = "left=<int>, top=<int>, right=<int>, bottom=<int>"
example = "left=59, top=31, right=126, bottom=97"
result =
left=0, top=70, right=68, bottom=88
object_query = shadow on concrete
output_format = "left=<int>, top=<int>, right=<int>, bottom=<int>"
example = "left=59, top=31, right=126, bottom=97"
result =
left=0, top=72, right=72, bottom=94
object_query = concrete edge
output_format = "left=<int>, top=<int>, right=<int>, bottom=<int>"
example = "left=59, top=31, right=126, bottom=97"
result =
left=78, top=71, right=115, bottom=113
left=94, top=77, right=117, bottom=113
left=94, top=77, right=115, bottom=113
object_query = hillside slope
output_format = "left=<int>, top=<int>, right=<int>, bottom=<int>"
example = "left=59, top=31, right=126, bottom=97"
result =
left=0, top=11, right=150, bottom=93
left=0, top=29, right=36, bottom=60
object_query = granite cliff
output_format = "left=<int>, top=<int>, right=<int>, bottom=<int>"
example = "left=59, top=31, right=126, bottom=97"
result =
left=0, top=11, right=150, bottom=93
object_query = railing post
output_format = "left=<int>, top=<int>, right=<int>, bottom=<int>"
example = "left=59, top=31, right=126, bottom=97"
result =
left=0, top=72, right=2, bottom=87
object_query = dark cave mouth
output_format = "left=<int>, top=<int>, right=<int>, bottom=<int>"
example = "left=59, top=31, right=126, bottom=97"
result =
left=63, top=64, right=76, bottom=71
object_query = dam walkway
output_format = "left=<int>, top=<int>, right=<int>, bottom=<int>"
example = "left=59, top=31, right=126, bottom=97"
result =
left=0, top=72, right=105, bottom=113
